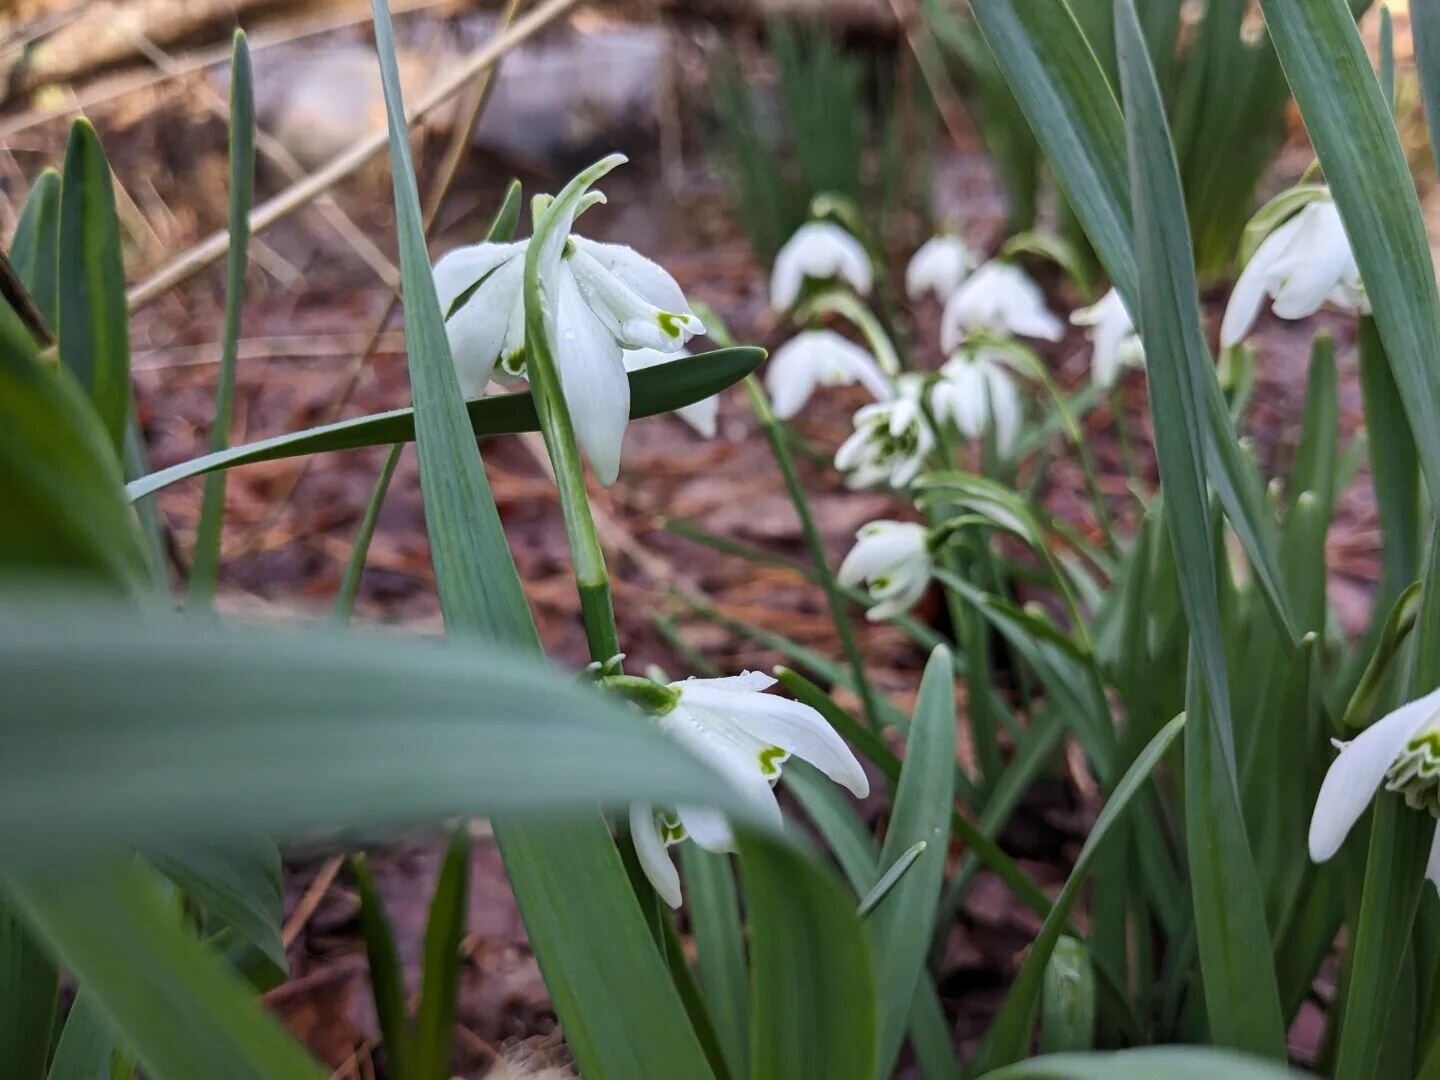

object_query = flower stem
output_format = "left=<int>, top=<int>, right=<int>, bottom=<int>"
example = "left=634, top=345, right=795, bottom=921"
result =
left=744, top=374, right=883, bottom=732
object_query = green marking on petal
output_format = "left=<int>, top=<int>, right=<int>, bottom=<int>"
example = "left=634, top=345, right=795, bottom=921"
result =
left=658, top=311, right=687, bottom=339
left=659, top=812, right=687, bottom=845
left=757, top=745, right=788, bottom=778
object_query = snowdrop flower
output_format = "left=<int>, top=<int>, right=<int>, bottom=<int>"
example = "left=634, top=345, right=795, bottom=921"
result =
left=1309, top=686, right=1440, bottom=888
left=929, top=347, right=1023, bottom=452
left=834, top=375, right=934, bottom=490
left=623, top=347, right=717, bottom=438
left=765, top=329, right=891, bottom=420
left=433, top=216, right=704, bottom=485
left=770, top=221, right=873, bottom=311
left=906, top=234, right=976, bottom=303
left=1221, top=196, right=1369, bottom=348
left=1071, top=289, right=1144, bottom=389
left=838, top=520, right=933, bottom=621
left=631, top=671, right=869, bottom=907
left=941, top=260, right=1063, bottom=351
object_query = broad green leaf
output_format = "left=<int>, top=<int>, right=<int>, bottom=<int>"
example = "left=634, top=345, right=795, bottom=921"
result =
left=57, top=120, right=130, bottom=458
left=1258, top=0, right=1440, bottom=501
left=740, top=833, right=876, bottom=1080
left=125, top=347, right=763, bottom=501
left=9, top=168, right=61, bottom=328
left=49, top=992, right=133, bottom=1080
left=0, top=595, right=754, bottom=857
left=188, top=31, right=255, bottom=610
left=0, top=328, right=148, bottom=589
left=1357, top=317, right=1421, bottom=603
left=978, top=713, right=1185, bottom=1070
left=365, top=4, right=717, bottom=1074
left=682, top=847, right=750, bottom=1079
left=979, top=1046, right=1299, bottom=1080
left=6, top=858, right=323, bottom=1080
left=870, top=647, right=956, bottom=1075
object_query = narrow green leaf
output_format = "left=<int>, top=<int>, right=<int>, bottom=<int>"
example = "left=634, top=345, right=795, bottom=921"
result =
left=150, top=840, right=285, bottom=986
left=1358, top=316, right=1421, bottom=603
left=125, top=347, right=763, bottom=501
left=0, top=330, right=148, bottom=589
left=10, top=169, right=61, bottom=328
left=49, top=992, right=134, bottom=1080
left=6, top=858, right=324, bottom=1080
left=682, top=847, right=749, bottom=1079
left=57, top=120, right=130, bottom=458
left=978, top=713, right=1185, bottom=1070
left=856, top=841, right=927, bottom=919
left=188, top=32, right=255, bottom=609
left=1289, top=333, right=1339, bottom=517
left=333, top=444, right=403, bottom=624
left=740, top=833, right=877, bottom=1080
left=366, top=7, right=718, bottom=1072
left=351, top=854, right=411, bottom=1078
left=1039, top=936, right=1095, bottom=1054
left=1259, top=0, right=1440, bottom=501
left=0, top=899, right=57, bottom=1080
left=412, top=829, right=468, bottom=1080
left=871, top=646, right=956, bottom=1074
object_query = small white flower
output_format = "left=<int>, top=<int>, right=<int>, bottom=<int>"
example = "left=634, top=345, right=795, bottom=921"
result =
left=633, top=671, right=870, bottom=907
left=1220, top=197, right=1369, bottom=348
left=929, top=347, right=1024, bottom=452
left=770, top=221, right=873, bottom=311
left=1071, top=288, right=1144, bottom=389
left=834, top=374, right=934, bottom=490
left=906, top=234, right=976, bottom=303
left=1309, top=686, right=1440, bottom=889
left=941, top=260, right=1063, bottom=351
left=623, top=346, right=717, bottom=438
left=434, top=233, right=704, bottom=485
left=765, top=329, right=891, bottom=420
left=837, top=520, right=933, bottom=621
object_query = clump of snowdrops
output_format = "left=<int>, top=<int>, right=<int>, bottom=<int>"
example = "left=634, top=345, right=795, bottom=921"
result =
left=1, top=3, right=1438, bottom=1080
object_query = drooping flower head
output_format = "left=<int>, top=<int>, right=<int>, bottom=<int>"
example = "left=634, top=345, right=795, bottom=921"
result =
left=764, top=328, right=891, bottom=420
left=906, top=234, right=976, bottom=303
left=433, top=156, right=705, bottom=485
left=941, top=260, right=1063, bottom=351
left=1071, top=288, right=1144, bottom=390
left=1221, top=192, right=1368, bottom=348
left=770, top=221, right=873, bottom=311
left=623, top=347, right=717, bottom=438
left=834, top=374, right=934, bottom=490
left=1309, top=686, right=1440, bottom=888
left=837, top=520, right=933, bottom=622
left=630, top=671, right=869, bottom=907
left=929, top=346, right=1024, bottom=453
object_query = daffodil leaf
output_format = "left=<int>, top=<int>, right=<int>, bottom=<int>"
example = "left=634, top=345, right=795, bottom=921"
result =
left=125, top=347, right=763, bottom=501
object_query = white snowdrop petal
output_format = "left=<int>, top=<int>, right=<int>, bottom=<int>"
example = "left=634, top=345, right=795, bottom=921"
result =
left=432, top=241, right=525, bottom=313
left=686, top=692, right=871, bottom=798
left=554, top=268, right=631, bottom=486
left=1308, top=687, right=1440, bottom=862
left=661, top=707, right=786, bottom=826
left=630, top=804, right=682, bottom=909
left=770, top=222, right=873, bottom=310
left=573, top=236, right=693, bottom=315
left=676, top=805, right=736, bottom=853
